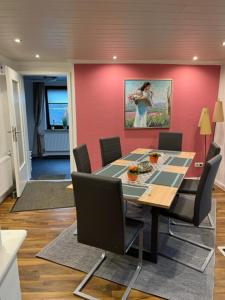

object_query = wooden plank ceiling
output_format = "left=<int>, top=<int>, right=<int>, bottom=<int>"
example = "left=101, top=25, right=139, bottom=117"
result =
left=0, top=0, right=225, bottom=63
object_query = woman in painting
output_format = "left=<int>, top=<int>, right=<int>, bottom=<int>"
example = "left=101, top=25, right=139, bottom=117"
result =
left=131, top=81, right=153, bottom=127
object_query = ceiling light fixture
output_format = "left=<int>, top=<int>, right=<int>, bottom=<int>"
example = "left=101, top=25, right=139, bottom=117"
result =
left=222, top=41, right=225, bottom=46
left=113, top=56, right=117, bottom=60
left=193, top=56, right=198, bottom=61
left=35, top=54, right=40, bottom=58
left=14, top=38, right=22, bottom=43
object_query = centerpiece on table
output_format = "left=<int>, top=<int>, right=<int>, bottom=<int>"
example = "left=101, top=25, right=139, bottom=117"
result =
left=127, top=165, right=139, bottom=181
left=127, top=161, right=153, bottom=181
left=149, top=152, right=161, bottom=164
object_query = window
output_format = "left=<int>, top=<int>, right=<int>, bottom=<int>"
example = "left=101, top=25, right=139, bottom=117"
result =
left=45, top=86, right=68, bottom=129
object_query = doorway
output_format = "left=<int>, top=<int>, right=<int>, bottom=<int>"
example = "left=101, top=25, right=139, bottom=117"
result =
left=24, top=75, right=71, bottom=180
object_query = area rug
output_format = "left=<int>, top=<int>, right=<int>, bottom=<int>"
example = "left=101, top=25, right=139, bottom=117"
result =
left=11, top=181, right=74, bottom=212
left=37, top=202, right=215, bottom=300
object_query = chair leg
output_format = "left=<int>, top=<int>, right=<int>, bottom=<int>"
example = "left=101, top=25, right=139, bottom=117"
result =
left=73, top=252, right=106, bottom=300
left=159, top=218, right=214, bottom=272
left=74, top=229, right=143, bottom=300
left=170, top=213, right=215, bottom=230
left=122, top=228, right=143, bottom=300
left=124, top=199, right=128, bottom=214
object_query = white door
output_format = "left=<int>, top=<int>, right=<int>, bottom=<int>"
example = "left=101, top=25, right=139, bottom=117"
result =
left=5, top=66, right=30, bottom=197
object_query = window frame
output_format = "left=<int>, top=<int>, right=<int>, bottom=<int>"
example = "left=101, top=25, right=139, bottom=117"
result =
left=45, top=86, right=68, bottom=129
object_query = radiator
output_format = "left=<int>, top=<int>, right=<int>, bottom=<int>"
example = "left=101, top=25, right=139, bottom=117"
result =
left=44, top=132, right=69, bottom=152
left=0, top=155, right=13, bottom=201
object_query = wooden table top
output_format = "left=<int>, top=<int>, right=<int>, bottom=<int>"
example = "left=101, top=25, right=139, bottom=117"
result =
left=68, top=148, right=195, bottom=209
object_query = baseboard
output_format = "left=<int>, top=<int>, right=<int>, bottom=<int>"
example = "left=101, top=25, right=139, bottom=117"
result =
left=0, top=186, right=14, bottom=203
left=215, top=179, right=225, bottom=191
left=42, top=152, right=69, bottom=156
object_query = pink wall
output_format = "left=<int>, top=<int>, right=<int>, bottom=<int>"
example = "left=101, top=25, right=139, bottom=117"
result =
left=74, top=64, right=220, bottom=176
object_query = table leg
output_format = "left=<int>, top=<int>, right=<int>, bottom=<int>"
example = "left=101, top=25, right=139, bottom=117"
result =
left=127, top=206, right=160, bottom=263
left=150, top=207, right=159, bottom=263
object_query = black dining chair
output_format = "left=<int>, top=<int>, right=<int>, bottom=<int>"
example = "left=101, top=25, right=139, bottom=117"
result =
left=159, top=154, right=222, bottom=272
left=179, top=142, right=221, bottom=194
left=72, top=144, right=92, bottom=236
left=99, top=136, right=122, bottom=166
left=158, top=132, right=183, bottom=151
left=71, top=172, right=144, bottom=300
left=73, top=144, right=92, bottom=173
left=174, top=142, right=221, bottom=229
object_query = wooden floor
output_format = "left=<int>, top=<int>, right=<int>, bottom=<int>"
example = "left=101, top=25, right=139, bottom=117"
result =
left=0, top=186, right=224, bottom=300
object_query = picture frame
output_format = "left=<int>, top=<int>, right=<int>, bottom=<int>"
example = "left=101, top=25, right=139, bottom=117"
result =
left=124, top=79, right=172, bottom=129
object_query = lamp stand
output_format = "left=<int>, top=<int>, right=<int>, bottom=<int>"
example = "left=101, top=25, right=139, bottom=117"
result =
left=204, top=135, right=207, bottom=161
left=213, top=122, right=216, bottom=140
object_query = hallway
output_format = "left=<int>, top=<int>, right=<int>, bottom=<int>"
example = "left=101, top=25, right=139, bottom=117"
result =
left=31, top=157, right=70, bottom=180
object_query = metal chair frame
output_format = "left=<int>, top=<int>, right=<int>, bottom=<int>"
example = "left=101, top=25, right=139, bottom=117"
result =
left=171, top=213, right=215, bottom=230
left=159, top=218, right=214, bottom=272
left=74, top=229, right=143, bottom=300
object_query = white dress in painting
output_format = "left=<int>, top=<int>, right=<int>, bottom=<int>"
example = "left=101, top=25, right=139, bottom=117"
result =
left=133, top=90, right=153, bottom=127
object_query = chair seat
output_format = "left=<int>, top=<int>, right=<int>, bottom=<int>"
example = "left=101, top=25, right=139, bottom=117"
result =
left=161, top=194, right=195, bottom=223
left=125, top=218, right=144, bottom=251
left=179, top=178, right=199, bottom=194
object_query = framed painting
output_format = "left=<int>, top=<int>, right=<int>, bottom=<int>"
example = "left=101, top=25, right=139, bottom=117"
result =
left=124, top=79, right=172, bottom=129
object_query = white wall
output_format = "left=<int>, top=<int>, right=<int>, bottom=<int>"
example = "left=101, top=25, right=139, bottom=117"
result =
left=215, top=65, right=225, bottom=190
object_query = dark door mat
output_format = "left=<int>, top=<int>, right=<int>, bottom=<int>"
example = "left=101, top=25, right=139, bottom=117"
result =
left=11, top=181, right=74, bottom=212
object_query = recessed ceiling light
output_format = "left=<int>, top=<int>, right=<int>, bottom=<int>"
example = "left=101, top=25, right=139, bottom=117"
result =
left=222, top=41, right=225, bottom=46
left=193, top=56, right=198, bottom=61
left=113, top=56, right=117, bottom=60
left=35, top=54, right=40, bottom=58
left=14, top=38, right=22, bottom=43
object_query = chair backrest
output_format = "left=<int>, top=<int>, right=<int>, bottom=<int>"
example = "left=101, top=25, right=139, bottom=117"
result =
left=194, top=154, right=222, bottom=226
left=73, top=144, right=91, bottom=173
left=205, top=142, right=221, bottom=161
left=158, top=132, right=183, bottom=151
left=99, top=136, right=122, bottom=166
left=71, top=172, right=126, bottom=254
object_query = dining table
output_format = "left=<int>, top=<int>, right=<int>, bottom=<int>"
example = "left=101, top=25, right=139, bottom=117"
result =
left=68, top=147, right=195, bottom=263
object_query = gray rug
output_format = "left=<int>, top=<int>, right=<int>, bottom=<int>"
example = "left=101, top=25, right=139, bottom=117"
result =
left=37, top=202, right=215, bottom=300
left=11, top=181, right=74, bottom=212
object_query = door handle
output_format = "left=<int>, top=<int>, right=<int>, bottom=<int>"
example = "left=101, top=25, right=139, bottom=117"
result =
left=8, top=126, right=19, bottom=142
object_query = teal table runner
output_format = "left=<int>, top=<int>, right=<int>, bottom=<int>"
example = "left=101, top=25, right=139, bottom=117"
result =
left=164, top=156, right=192, bottom=167
left=123, top=153, right=144, bottom=161
left=152, top=149, right=181, bottom=155
left=145, top=171, right=184, bottom=188
left=95, top=165, right=126, bottom=177
left=122, top=184, right=147, bottom=199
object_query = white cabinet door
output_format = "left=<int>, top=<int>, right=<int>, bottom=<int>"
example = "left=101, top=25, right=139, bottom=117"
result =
left=0, top=259, right=21, bottom=300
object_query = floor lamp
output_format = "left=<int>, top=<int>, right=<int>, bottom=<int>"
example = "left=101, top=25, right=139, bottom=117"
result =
left=212, top=99, right=224, bottom=137
left=198, top=107, right=212, bottom=160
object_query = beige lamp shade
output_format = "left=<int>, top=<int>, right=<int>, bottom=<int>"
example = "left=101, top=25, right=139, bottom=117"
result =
left=199, top=107, right=212, bottom=135
left=198, top=108, right=205, bottom=127
left=212, top=100, right=224, bottom=122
